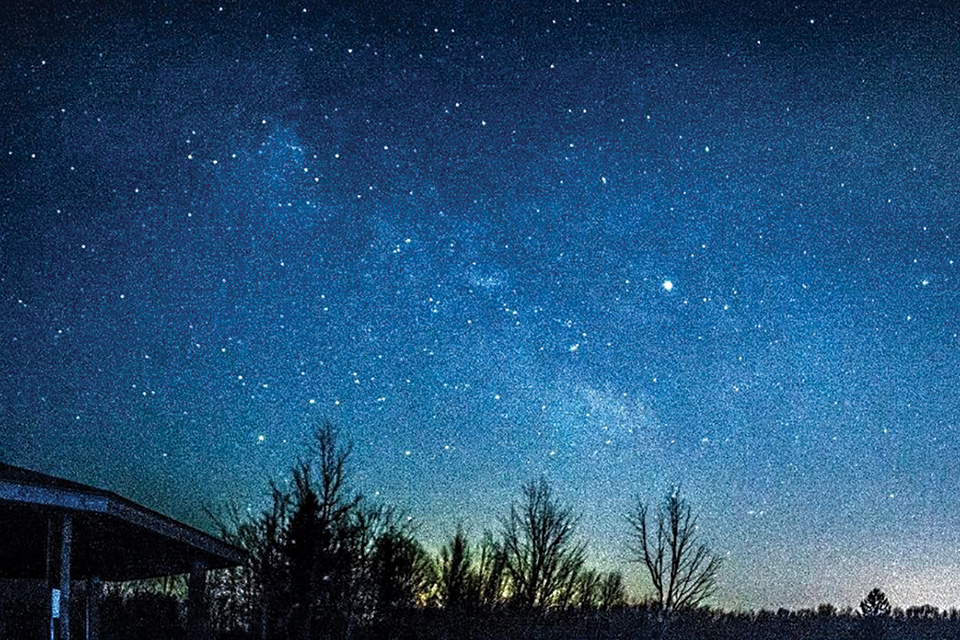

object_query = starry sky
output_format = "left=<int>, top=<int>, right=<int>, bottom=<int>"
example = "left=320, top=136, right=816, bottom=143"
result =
left=4, top=0, right=960, bottom=611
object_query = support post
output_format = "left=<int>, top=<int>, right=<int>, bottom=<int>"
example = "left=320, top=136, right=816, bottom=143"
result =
left=186, top=559, right=209, bottom=640
left=59, top=513, right=72, bottom=640
left=85, top=576, right=101, bottom=640
left=47, top=515, right=54, bottom=640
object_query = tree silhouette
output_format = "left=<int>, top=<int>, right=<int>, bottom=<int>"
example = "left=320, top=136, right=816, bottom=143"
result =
left=200, top=424, right=960, bottom=640
left=438, top=523, right=478, bottom=608
left=598, top=571, right=627, bottom=609
left=285, top=470, right=321, bottom=638
left=860, top=588, right=891, bottom=617
left=476, top=530, right=508, bottom=606
left=500, top=478, right=587, bottom=609
left=574, top=568, right=602, bottom=609
left=626, top=489, right=722, bottom=613
left=208, top=480, right=292, bottom=639
left=372, top=522, right=435, bottom=610
left=906, top=603, right=940, bottom=618
left=208, top=421, right=362, bottom=639
left=283, top=422, right=362, bottom=638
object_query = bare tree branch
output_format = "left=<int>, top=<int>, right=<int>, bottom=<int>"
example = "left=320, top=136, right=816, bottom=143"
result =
left=500, top=478, right=586, bottom=609
left=626, top=489, right=722, bottom=613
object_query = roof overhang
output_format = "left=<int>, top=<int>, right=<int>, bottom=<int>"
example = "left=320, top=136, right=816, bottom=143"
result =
left=0, top=464, right=245, bottom=581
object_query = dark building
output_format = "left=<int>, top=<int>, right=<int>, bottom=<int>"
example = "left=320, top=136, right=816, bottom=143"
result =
left=0, top=462, right=244, bottom=639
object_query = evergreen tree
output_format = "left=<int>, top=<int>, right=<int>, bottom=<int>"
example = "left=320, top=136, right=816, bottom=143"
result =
left=860, top=588, right=891, bottom=617
left=372, top=524, right=435, bottom=610
left=438, top=524, right=477, bottom=608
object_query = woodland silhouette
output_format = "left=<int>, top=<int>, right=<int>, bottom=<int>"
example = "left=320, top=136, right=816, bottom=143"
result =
left=96, top=423, right=954, bottom=640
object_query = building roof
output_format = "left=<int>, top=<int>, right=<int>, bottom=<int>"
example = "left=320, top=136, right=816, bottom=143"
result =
left=0, top=463, right=245, bottom=581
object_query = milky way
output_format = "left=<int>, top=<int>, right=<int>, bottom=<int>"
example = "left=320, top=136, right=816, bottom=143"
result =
left=3, top=0, right=960, bottom=610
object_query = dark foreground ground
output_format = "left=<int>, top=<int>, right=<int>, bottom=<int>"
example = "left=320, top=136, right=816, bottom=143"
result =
left=91, top=597, right=960, bottom=640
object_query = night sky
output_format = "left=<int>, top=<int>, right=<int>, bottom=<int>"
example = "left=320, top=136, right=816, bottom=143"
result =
left=4, top=0, right=960, bottom=611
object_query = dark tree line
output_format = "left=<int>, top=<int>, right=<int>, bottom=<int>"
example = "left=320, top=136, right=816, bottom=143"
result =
left=206, top=422, right=433, bottom=638
left=94, top=422, right=959, bottom=640
left=201, top=423, right=634, bottom=638
left=99, top=582, right=960, bottom=640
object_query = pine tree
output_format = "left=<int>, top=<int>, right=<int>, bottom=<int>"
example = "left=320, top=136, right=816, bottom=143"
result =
left=860, top=588, right=891, bottom=617
left=439, top=524, right=476, bottom=608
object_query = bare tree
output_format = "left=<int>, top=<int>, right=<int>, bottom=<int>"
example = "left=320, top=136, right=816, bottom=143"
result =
left=553, top=554, right=586, bottom=610
left=342, top=502, right=400, bottom=623
left=574, top=568, right=601, bottom=609
left=500, top=477, right=587, bottom=608
left=598, top=571, right=626, bottom=609
left=208, top=480, right=292, bottom=640
left=476, top=530, right=508, bottom=606
left=626, top=489, right=722, bottom=613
